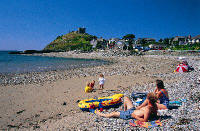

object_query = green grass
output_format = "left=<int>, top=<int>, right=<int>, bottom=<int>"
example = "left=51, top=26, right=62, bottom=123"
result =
left=171, top=43, right=200, bottom=50
left=44, top=32, right=96, bottom=51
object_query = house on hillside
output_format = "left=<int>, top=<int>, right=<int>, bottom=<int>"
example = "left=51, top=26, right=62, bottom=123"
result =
left=90, top=39, right=97, bottom=48
left=135, top=38, right=156, bottom=44
left=189, top=35, right=200, bottom=44
left=116, top=40, right=129, bottom=50
left=144, top=38, right=156, bottom=43
left=107, top=38, right=120, bottom=49
left=172, top=36, right=191, bottom=45
left=90, top=37, right=107, bottom=49
left=149, top=44, right=166, bottom=50
left=108, top=38, right=120, bottom=43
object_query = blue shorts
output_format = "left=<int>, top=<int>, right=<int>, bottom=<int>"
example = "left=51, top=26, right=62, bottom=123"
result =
left=119, top=107, right=135, bottom=120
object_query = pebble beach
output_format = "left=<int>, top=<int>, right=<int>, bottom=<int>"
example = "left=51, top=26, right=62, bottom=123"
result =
left=0, top=50, right=199, bottom=130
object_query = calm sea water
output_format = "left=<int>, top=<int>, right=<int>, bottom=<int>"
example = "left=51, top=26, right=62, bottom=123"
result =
left=0, top=51, right=108, bottom=74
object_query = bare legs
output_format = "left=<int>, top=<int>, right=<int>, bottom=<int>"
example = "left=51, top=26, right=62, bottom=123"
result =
left=136, top=99, right=148, bottom=110
left=123, top=96, right=134, bottom=111
left=96, top=96, right=134, bottom=118
left=99, top=84, right=104, bottom=89
left=96, top=111, right=120, bottom=118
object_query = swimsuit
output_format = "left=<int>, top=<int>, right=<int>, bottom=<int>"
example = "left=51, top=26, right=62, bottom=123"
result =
left=119, top=107, right=135, bottom=120
left=159, top=90, right=169, bottom=108
left=90, top=83, right=94, bottom=88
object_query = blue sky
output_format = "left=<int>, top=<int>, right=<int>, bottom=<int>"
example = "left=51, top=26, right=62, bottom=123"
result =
left=0, top=0, right=200, bottom=50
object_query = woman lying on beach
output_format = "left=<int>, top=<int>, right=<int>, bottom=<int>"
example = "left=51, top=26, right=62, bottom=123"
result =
left=137, top=79, right=169, bottom=110
left=96, top=93, right=164, bottom=122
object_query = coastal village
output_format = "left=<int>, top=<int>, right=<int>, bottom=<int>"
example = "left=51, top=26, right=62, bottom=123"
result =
left=84, top=28, right=200, bottom=51
left=1, top=27, right=200, bottom=130
left=1, top=0, right=200, bottom=130
left=12, top=28, right=200, bottom=54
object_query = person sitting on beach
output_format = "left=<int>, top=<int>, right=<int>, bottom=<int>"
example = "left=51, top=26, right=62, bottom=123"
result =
left=137, top=80, right=169, bottom=110
left=89, top=80, right=95, bottom=90
left=98, top=74, right=105, bottom=89
left=182, top=60, right=194, bottom=71
left=85, top=80, right=95, bottom=93
left=96, top=93, right=164, bottom=121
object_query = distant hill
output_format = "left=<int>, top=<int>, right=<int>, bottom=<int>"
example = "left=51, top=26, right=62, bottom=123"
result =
left=44, top=32, right=97, bottom=52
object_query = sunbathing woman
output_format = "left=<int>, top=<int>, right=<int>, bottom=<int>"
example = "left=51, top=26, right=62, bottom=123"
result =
left=96, top=93, right=163, bottom=122
left=137, top=80, right=169, bottom=110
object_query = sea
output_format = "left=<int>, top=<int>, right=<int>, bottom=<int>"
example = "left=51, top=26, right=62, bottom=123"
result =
left=0, top=51, right=108, bottom=74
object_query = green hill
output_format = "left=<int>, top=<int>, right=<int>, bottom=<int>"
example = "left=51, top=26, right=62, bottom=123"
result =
left=44, top=32, right=97, bottom=51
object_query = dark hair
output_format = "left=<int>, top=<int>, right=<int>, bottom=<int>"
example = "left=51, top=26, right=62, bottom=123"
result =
left=100, top=74, right=104, bottom=77
left=147, top=93, right=158, bottom=105
left=156, top=79, right=164, bottom=89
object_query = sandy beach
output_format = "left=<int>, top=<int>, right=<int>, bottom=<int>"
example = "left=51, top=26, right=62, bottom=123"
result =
left=0, top=51, right=199, bottom=130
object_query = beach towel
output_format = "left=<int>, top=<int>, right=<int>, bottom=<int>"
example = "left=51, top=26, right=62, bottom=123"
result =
left=169, top=99, right=186, bottom=106
left=129, top=119, right=162, bottom=128
left=169, top=100, right=182, bottom=106
left=131, top=92, right=147, bottom=100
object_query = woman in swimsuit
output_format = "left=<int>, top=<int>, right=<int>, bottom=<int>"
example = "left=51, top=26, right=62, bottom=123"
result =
left=96, top=93, right=162, bottom=122
left=137, top=79, right=169, bottom=110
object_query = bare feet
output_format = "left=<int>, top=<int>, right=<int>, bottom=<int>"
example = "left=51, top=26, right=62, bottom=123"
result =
left=95, top=110, right=101, bottom=116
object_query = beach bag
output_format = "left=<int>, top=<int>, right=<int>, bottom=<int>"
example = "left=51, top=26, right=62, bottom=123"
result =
left=131, top=92, right=147, bottom=106
left=131, top=92, right=147, bottom=100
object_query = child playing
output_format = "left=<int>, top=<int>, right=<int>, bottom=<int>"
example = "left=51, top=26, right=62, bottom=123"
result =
left=98, top=74, right=105, bottom=89
left=198, top=77, right=200, bottom=84
left=85, top=80, right=95, bottom=93
left=89, top=80, right=95, bottom=89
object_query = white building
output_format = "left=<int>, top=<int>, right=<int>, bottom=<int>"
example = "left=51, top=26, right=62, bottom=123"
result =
left=189, top=35, right=200, bottom=44
left=90, top=39, right=97, bottom=48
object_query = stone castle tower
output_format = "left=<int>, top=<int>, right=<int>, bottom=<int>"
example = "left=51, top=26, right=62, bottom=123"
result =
left=77, top=27, right=86, bottom=34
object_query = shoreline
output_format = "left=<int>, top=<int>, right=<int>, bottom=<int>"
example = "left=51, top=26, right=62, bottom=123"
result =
left=1, top=50, right=199, bottom=86
left=0, top=52, right=116, bottom=86
left=0, top=51, right=199, bottom=130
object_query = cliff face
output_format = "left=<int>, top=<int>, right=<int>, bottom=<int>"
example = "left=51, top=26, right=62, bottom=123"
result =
left=44, top=32, right=96, bottom=51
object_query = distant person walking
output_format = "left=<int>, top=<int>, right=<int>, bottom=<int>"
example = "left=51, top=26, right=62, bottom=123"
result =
left=98, top=74, right=105, bottom=89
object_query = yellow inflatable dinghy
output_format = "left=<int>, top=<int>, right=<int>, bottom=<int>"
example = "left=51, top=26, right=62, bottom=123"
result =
left=78, top=94, right=124, bottom=111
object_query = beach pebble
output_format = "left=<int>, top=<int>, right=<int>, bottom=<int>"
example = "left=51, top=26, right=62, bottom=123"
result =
left=1, top=51, right=200, bottom=130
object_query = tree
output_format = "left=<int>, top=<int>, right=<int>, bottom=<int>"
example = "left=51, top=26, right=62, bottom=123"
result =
left=163, top=38, right=170, bottom=45
left=140, top=39, right=147, bottom=46
left=169, top=37, right=174, bottom=45
left=158, top=39, right=163, bottom=43
left=128, top=43, right=133, bottom=50
left=123, top=34, right=135, bottom=50
left=56, top=35, right=63, bottom=40
left=123, top=44, right=127, bottom=50
left=96, top=41, right=102, bottom=49
left=122, top=34, right=135, bottom=40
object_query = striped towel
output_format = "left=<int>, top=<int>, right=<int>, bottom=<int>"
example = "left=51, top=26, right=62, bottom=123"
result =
left=129, top=119, right=162, bottom=128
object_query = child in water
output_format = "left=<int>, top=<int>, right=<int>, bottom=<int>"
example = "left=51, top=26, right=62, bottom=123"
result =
left=98, top=74, right=105, bottom=89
